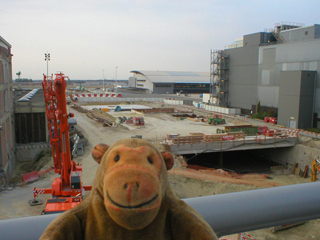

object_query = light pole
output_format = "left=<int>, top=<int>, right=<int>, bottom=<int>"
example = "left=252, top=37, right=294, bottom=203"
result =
left=44, top=52, right=50, bottom=76
left=115, top=66, right=118, bottom=88
left=103, top=69, right=105, bottom=92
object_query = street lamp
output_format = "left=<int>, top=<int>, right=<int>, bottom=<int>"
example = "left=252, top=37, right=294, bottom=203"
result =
left=115, top=66, right=118, bottom=81
left=44, top=52, right=50, bottom=76
left=102, top=69, right=105, bottom=92
left=115, top=66, right=118, bottom=89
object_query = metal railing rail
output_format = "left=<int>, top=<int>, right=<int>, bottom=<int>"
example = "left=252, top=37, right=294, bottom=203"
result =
left=1, top=181, right=320, bottom=239
left=161, top=134, right=298, bottom=155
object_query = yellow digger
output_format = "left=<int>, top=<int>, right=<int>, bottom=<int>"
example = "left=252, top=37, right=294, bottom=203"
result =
left=310, top=159, right=320, bottom=182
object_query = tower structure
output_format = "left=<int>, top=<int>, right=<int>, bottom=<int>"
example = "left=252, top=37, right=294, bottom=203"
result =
left=210, top=50, right=229, bottom=107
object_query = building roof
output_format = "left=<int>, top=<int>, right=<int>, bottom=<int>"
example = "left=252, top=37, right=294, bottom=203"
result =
left=130, top=70, right=209, bottom=83
left=13, top=89, right=44, bottom=103
left=228, top=37, right=244, bottom=49
left=0, top=36, right=11, bottom=49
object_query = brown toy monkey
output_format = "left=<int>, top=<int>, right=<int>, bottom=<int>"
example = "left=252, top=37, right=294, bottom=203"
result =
left=40, top=138, right=218, bottom=240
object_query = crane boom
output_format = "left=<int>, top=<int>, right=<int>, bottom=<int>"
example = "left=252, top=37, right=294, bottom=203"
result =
left=42, top=75, right=61, bottom=173
left=31, top=72, right=91, bottom=214
left=53, top=73, right=72, bottom=186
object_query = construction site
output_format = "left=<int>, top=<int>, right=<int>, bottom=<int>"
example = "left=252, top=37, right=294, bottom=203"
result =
left=1, top=21, right=320, bottom=239
left=1, top=74, right=320, bottom=239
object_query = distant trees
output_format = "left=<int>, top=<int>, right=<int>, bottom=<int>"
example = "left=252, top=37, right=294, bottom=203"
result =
left=15, top=78, right=33, bottom=82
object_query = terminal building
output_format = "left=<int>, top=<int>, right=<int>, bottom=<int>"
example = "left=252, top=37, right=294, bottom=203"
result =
left=129, top=70, right=210, bottom=94
left=210, top=23, right=320, bottom=129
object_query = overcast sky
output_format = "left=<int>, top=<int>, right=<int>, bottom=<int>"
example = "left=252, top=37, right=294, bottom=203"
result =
left=1, top=0, right=319, bottom=80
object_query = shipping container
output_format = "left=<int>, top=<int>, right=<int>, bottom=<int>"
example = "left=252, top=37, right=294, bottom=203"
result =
left=225, top=125, right=259, bottom=135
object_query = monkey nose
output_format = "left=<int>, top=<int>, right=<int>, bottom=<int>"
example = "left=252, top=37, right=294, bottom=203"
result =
left=123, top=182, right=140, bottom=190
left=124, top=182, right=141, bottom=205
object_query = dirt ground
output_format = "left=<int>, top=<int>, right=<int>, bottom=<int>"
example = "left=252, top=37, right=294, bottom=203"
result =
left=1, top=102, right=319, bottom=240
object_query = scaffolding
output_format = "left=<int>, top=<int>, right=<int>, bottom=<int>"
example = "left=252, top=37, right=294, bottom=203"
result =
left=210, top=50, right=229, bottom=107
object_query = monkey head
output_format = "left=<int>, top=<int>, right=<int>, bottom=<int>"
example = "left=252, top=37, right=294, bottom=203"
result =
left=92, top=139, right=174, bottom=230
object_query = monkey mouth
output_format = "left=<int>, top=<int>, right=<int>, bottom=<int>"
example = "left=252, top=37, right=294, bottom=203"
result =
left=107, top=191, right=159, bottom=209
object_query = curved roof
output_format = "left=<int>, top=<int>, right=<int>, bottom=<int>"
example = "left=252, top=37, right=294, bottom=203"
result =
left=130, top=70, right=209, bottom=83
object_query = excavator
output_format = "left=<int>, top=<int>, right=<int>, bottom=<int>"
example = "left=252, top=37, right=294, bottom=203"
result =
left=29, top=72, right=91, bottom=214
left=310, top=158, right=320, bottom=182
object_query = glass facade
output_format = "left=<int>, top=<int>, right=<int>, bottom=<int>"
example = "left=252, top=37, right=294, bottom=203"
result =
left=173, top=83, right=210, bottom=93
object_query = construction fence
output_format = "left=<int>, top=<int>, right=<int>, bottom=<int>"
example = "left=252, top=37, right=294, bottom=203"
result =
left=74, top=96, right=164, bottom=103
left=196, top=102, right=241, bottom=115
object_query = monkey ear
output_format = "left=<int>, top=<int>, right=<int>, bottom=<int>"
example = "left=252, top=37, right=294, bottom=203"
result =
left=92, top=143, right=110, bottom=164
left=161, top=152, right=174, bottom=170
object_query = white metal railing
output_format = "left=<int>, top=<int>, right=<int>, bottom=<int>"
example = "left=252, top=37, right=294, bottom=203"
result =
left=1, top=181, right=320, bottom=239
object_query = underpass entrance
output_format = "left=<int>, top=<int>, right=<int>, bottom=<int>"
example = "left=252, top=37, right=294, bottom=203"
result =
left=185, top=150, right=281, bottom=174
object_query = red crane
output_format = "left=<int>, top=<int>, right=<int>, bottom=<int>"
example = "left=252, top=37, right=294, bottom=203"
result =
left=30, top=73, right=91, bottom=214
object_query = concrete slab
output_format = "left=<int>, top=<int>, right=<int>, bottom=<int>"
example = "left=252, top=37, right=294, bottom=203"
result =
left=83, top=104, right=152, bottom=111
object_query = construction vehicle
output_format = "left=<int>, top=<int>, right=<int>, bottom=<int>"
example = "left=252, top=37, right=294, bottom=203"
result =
left=29, top=73, right=91, bottom=214
left=133, top=117, right=145, bottom=126
left=208, top=115, right=226, bottom=125
left=114, top=106, right=121, bottom=112
left=310, top=159, right=320, bottom=182
left=264, top=117, right=278, bottom=124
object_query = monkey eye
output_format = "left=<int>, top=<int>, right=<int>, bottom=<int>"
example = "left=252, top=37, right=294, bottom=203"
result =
left=147, top=157, right=153, bottom=164
left=114, top=155, right=120, bottom=162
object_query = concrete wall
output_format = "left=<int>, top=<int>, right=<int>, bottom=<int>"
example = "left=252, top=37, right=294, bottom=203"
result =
left=16, top=143, right=50, bottom=162
left=128, top=77, right=136, bottom=87
left=259, top=142, right=320, bottom=176
left=14, top=101, right=46, bottom=113
left=278, top=71, right=302, bottom=127
left=299, top=71, right=316, bottom=128
left=130, top=73, right=154, bottom=92
left=280, top=25, right=320, bottom=43
left=14, top=89, right=48, bottom=145
left=76, top=97, right=164, bottom=103
left=195, top=102, right=240, bottom=115
left=257, top=45, right=278, bottom=109
left=0, top=36, right=15, bottom=181
left=278, top=71, right=315, bottom=128
left=224, top=33, right=262, bottom=110
left=219, top=25, right=320, bottom=128
left=316, top=25, right=320, bottom=39
left=164, top=99, right=183, bottom=105
left=255, top=32, right=320, bottom=127
left=275, top=40, right=320, bottom=121
left=153, top=83, right=174, bottom=94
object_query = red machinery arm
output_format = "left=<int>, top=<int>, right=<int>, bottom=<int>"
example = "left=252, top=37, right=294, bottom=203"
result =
left=42, top=75, right=61, bottom=173
left=54, top=73, right=72, bottom=186
left=35, top=72, right=91, bottom=213
left=42, top=73, right=74, bottom=187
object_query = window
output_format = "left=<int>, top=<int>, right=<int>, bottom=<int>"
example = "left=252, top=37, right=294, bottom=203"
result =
left=71, top=176, right=81, bottom=189
left=155, top=84, right=171, bottom=88
left=174, top=83, right=209, bottom=89
left=137, top=84, right=144, bottom=86
left=137, top=79, right=146, bottom=82
left=305, top=31, right=308, bottom=35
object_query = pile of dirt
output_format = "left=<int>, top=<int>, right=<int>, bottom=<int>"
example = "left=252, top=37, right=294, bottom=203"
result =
left=167, top=158, right=316, bottom=240
left=10, top=151, right=52, bottom=185
left=300, top=136, right=320, bottom=149
left=169, top=167, right=278, bottom=188
left=168, top=169, right=259, bottom=198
